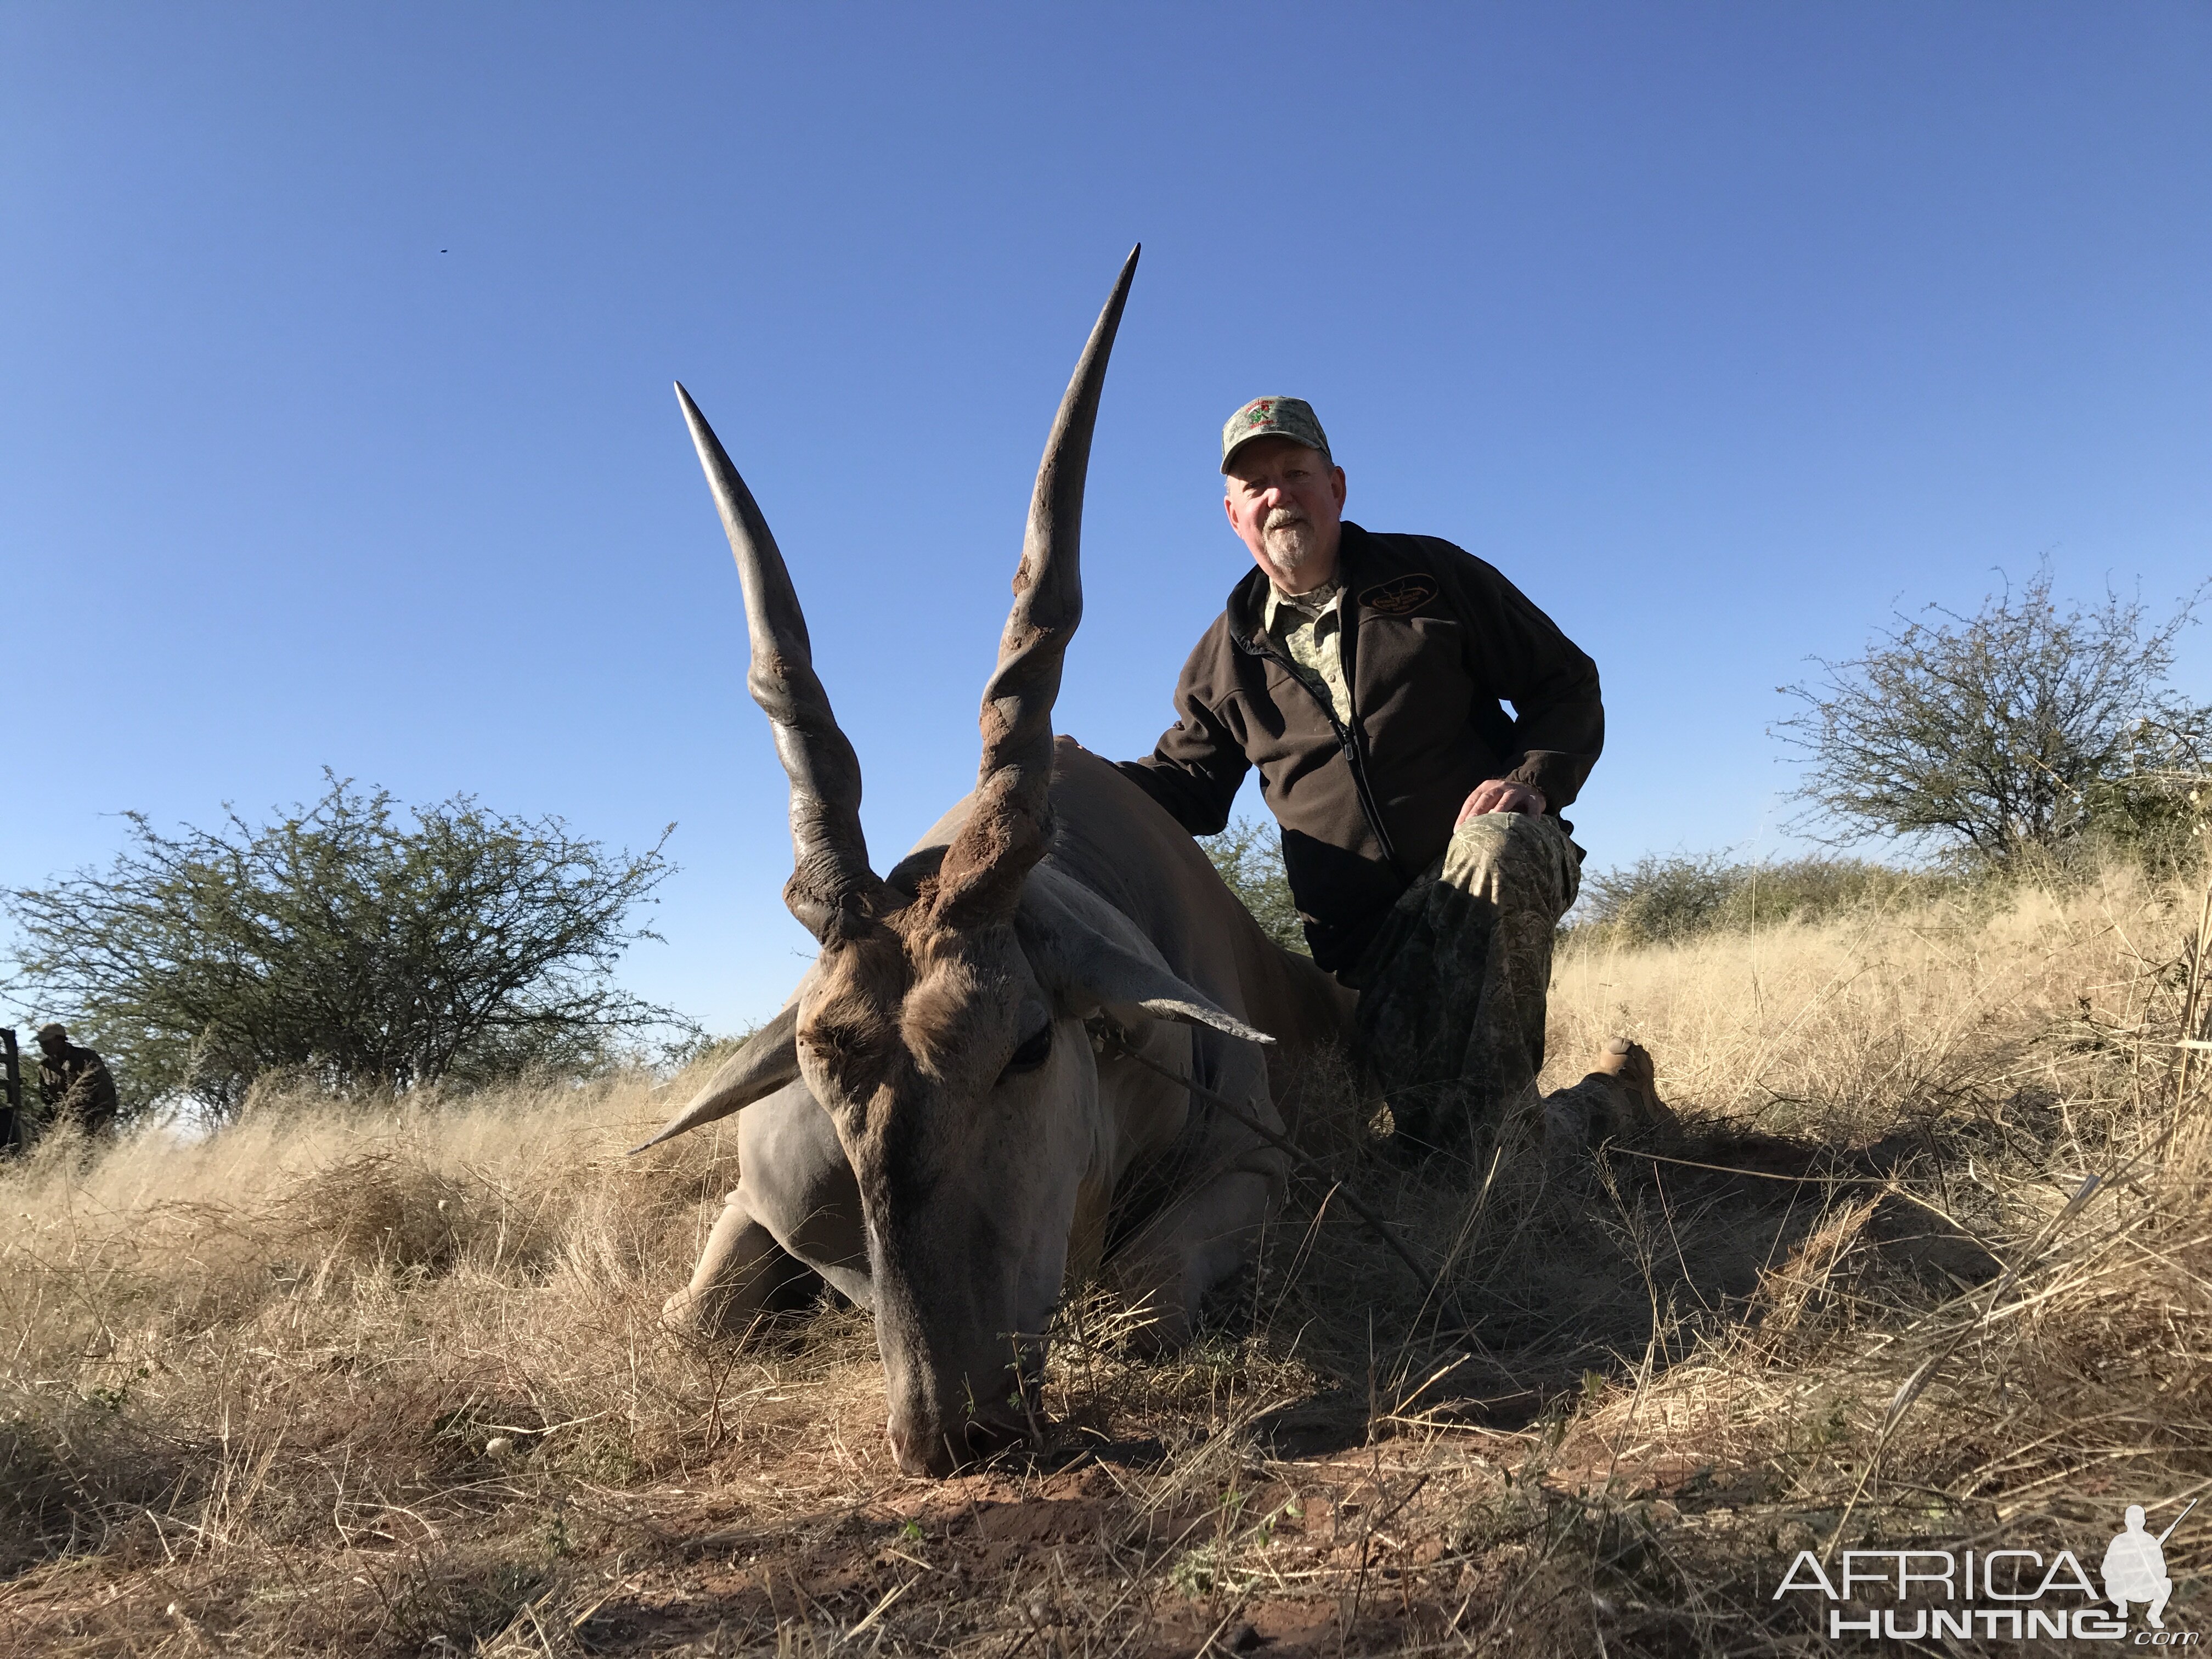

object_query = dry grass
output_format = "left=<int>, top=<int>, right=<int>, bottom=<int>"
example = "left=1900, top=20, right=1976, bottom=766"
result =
left=3, top=862, right=2208, bottom=1655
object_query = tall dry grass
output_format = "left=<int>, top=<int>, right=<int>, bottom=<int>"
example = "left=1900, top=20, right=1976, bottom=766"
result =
left=1528, top=863, right=2212, bottom=1639
left=1555, top=867, right=2172, bottom=1128
left=0, top=1074, right=892, bottom=1651
left=2, top=861, right=2207, bottom=1655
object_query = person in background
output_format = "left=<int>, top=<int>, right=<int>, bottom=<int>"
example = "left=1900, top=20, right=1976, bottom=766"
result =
left=35, top=1022, right=120, bottom=1136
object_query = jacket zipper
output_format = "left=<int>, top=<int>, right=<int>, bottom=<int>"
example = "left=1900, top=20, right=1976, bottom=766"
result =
left=1243, top=617, right=1408, bottom=881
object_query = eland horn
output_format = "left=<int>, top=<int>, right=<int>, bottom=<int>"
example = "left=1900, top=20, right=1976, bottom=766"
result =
left=936, top=244, right=1139, bottom=921
left=677, top=382, right=894, bottom=943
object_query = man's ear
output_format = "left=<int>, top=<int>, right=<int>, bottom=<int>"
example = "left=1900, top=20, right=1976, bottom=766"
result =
left=1015, top=865, right=1273, bottom=1047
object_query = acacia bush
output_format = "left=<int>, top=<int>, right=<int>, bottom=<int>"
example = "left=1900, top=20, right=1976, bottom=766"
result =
left=1778, top=565, right=2207, bottom=863
left=4, top=774, right=690, bottom=1118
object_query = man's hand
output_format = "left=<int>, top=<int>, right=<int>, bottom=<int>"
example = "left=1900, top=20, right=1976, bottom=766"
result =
left=1455, top=778, right=1546, bottom=827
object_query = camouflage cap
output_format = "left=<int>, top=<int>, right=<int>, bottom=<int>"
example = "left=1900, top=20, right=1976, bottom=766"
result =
left=1221, top=396, right=1331, bottom=473
left=36, top=1023, right=65, bottom=1043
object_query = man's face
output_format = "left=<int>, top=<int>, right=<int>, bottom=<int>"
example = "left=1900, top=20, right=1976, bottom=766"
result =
left=1223, top=437, right=1347, bottom=593
left=37, top=1033, right=64, bottom=1060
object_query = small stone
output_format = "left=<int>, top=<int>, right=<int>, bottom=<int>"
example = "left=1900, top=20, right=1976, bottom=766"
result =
left=485, top=1436, right=515, bottom=1458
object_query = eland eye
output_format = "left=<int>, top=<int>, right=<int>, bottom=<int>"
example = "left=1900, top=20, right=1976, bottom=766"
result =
left=1003, top=1023, right=1053, bottom=1077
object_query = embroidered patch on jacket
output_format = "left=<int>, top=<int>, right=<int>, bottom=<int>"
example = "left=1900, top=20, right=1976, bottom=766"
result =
left=1359, top=575, right=1439, bottom=616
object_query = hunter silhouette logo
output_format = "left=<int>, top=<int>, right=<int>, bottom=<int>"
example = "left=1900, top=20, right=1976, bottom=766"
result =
left=1772, top=1499, right=2197, bottom=1643
left=2106, top=1500, right=2192, bottom=1630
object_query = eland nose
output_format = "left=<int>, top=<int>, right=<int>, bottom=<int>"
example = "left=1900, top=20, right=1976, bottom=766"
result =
left=886, top=1409, right=1026, bottom=1477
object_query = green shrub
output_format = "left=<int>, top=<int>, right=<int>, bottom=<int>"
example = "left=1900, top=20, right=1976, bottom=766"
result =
left=4, top=773, right=689, bottom=1118
left=1571, top=854, right=1949, bottom=948
left=1201, top=817, right=1309, bottom=956
left=1777, top=565, right=2208, bottom=863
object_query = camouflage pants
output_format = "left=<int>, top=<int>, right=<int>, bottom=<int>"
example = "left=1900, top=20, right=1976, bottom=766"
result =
left=1342, top=811, right=1581, bottom=1150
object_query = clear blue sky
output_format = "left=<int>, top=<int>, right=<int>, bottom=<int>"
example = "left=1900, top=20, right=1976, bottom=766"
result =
left=5, top=4, right=2208, bottom=1035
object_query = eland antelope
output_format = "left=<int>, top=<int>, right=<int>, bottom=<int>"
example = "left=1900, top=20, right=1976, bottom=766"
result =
left=637, top=250, right=1354, bottom=1477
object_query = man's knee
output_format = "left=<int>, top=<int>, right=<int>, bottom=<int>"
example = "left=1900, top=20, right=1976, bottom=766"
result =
left=1444, top=807, right=1526, bottom=861
left=1442, top=810, right=1577, bottom=916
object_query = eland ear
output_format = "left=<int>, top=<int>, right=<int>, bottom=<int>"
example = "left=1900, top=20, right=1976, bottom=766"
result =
left=1087, top=952, right=1276, bottom=1048
left=627, top=1003, right=802, bottom=1153
left=1015, top=866, right=1274, bottom=1048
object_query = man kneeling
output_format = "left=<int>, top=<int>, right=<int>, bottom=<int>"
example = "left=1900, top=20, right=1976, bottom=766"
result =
left=1116, top=397, right=1670, bottom=1163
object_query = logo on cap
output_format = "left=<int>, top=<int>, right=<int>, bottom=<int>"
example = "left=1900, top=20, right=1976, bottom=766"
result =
left=1221, top=396, right=1331, bottom=471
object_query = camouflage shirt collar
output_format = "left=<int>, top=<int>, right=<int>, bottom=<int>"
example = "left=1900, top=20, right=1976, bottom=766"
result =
left=1261, top=576, right=1343, bottom=632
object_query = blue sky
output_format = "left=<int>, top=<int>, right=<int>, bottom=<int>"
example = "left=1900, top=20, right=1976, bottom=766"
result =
left=5, top=4, right=2208, bottom=1035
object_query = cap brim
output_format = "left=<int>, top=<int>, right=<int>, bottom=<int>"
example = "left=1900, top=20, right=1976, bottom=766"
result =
left=1221, top=432, right=1329, bottom=473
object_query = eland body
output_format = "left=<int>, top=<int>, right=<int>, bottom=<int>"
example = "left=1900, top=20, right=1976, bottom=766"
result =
left=642, top=250, right=1354, bottom=1476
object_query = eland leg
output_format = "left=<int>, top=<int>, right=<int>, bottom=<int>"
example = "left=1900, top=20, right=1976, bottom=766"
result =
left=662, top=1077, right=874, bottom=1337
left=1116, top=1172, right=1276, bottom=1351
left=662, top=1191, right=819, bottom=1336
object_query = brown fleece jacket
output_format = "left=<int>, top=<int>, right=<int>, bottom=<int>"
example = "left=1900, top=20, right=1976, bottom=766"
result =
left=1115, top=522, right=1602, bottom=972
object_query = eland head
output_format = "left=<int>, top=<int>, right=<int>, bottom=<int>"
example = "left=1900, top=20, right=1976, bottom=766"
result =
left=636, top=249, right=1271, bottom=1476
